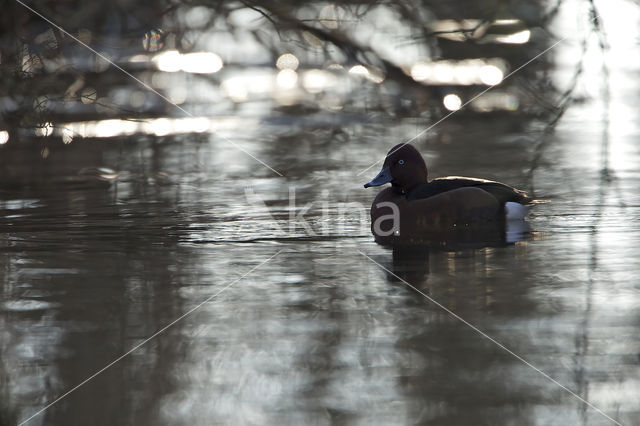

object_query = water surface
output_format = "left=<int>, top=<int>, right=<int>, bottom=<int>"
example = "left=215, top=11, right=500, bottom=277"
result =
left=2, top=3, right=640, bottom=426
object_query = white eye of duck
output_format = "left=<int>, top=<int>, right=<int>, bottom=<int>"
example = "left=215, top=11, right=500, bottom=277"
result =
left=398, top=159, right=405, bottom=165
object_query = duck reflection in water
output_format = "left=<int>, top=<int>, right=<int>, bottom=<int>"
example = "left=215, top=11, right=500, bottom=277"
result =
left=380, top=221, right=530, bottom=288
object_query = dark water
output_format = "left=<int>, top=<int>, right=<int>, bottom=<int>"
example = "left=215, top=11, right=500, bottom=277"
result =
left=3, top=5, right=640, bottom=426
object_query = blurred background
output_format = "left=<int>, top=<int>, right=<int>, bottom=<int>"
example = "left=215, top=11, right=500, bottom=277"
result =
left=1, top=0, right=639, bottom=425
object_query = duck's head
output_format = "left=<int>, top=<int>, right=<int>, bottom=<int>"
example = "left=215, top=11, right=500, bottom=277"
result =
left=364, top=144, right=428, bottom=193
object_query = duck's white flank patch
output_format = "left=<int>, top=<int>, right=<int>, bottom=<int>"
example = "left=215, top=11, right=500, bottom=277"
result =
left=505, top=202, right=530, bottom=220
left=506, top=219, right=531, bottom=243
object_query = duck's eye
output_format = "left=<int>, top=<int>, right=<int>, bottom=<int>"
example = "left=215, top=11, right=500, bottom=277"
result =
left=398, top=159, right=405, bottom=165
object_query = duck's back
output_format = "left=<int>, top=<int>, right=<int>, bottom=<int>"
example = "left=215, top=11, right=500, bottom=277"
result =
left=407, top=176, right=532, bottom=205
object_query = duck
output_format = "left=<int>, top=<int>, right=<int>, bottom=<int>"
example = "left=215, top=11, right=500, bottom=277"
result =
left=364, top=143, right=534, bottom=244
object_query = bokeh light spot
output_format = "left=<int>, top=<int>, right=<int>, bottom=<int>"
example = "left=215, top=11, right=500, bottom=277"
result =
left=479, top=65, right=504, bottom=85
left=411, top=59, right=506, bottom=86
left=62, top=127, right=74, bottom=144
left=221, top=78, right=249, bottom=103
left=276, top=53, right=299, bottom=70
left=143, top=29, right=164, bottom=52
left=276, top=69, right=298, bottom=89
left=153, top=51, right=223, bottom=74
left=495, top=30, right=531, bottom=44
left=146, top=118, right=172, bottom=136
left=153, top=50, right=182, bottom=72
left=95, top=119, right=137, bottom=137
left=443, top=94, right=462, bottom=111
left=302, top=69, right=335, bottom=93
left=349, top=65, right=369, bottom=76
left=411, top=62, right=431, bottom=81
left=181, top=52, right=223, bottom=74
left=36, top=122, right=54, bottom=137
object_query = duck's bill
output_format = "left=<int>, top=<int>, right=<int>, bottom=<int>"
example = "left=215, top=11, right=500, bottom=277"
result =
left=364, top=166, right=392, bottom=188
